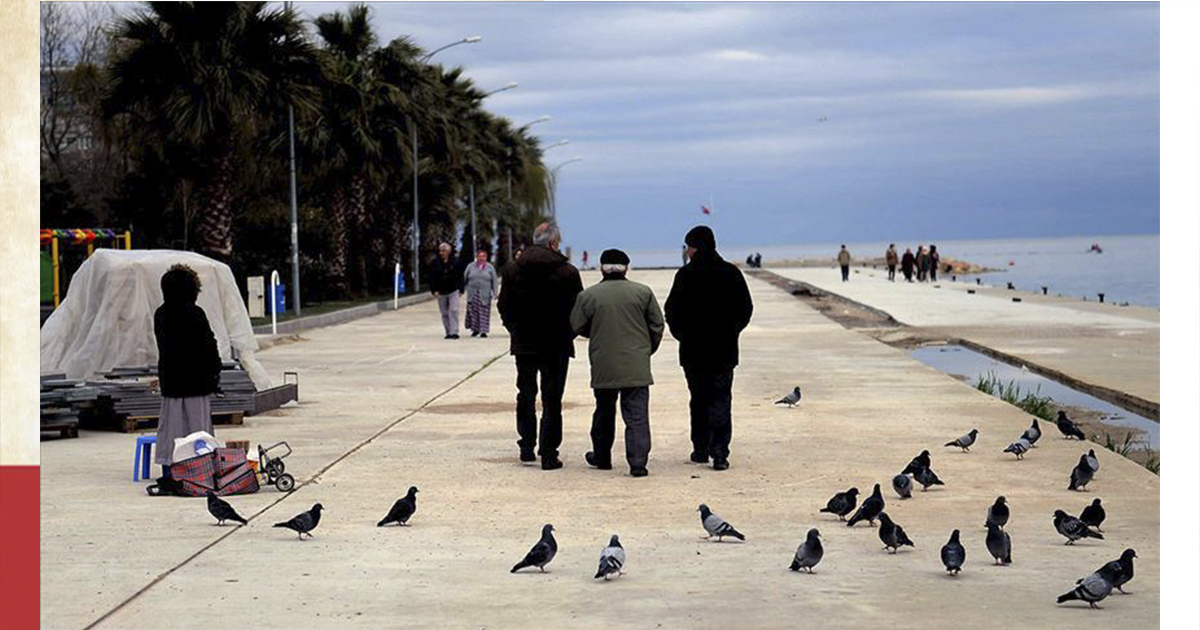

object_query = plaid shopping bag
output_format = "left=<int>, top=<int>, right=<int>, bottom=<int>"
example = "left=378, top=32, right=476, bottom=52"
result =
left=169, top=453, right=216, bottom=497
left=215, top=461, right=259, bottom=496
left=215, top=447, right=248, bottom=476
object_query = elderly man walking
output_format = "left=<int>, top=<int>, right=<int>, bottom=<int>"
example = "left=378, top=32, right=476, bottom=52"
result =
left=570, top=249, right=664, bottom=477
left=429, top=242, right=462, bottom=339
left=665, top=226, right=753, bottom=471
left=498, top=223, right=583, bottom=470
left=837, top=245, right=851, bottom=281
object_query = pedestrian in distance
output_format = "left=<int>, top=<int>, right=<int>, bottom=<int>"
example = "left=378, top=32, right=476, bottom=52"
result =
left=462, top=249, right=498, bottom=338
left=571, top=249, right=664, bottom=477
left=154, top=264, right=223, bottom=475
left=665, top=226, right=753, bottom=471
left=498, top=223, right=584, bottom=470
left=929, top=245, right=940, bottom=281
left=885, top=244, right=898, bottom=281
left=916, top=245, right=930, bottom=282
left=429, top=242, right=463, bottom=339
left=837, top=244, right=851, bottom=281
left=901, top=248, right=915, bottom=282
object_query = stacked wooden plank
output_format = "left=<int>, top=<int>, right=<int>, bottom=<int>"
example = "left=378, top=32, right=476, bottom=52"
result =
left=40, top=374, right=99, bottom=438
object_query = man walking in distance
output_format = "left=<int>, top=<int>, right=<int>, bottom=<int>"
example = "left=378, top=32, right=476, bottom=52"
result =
left=429, top=242, right=462, bottom=339
left=665, top=226, right=753, bottom=471
left=885, top=244, right=898, bottom=282
left=571, top=249, right=664, bottom=478
left=837, top=244, right=852, bottom=282
left=498, top=223, right=583, bottom=470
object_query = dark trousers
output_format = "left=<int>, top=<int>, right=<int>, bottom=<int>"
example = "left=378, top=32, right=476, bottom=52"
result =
left=590, top=387, right=651, bottom=470
left=684, top=367, right=734, bottom=460
left=840, top=265, right=850, bottom=281
left=930, top=266, right=938, bottom=281
left=515, top=354, right=570, bottom=459
left=887, top=265, right=896, bottom=281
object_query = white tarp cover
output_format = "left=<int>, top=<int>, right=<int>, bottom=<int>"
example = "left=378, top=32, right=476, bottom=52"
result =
left=40, top=249, right=272, bottom=390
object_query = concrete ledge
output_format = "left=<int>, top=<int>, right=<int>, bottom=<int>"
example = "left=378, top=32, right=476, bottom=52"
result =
left=252, top=294, right=434, bottom=335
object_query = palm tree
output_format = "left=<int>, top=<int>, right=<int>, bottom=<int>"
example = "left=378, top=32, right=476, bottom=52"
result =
left=105, top=2, right=318, bottom=260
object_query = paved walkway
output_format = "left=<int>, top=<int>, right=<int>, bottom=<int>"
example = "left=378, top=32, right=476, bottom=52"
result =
left=41, top=270, right=1158, bottom=629
left=770, top=266, right=1159, bottom=411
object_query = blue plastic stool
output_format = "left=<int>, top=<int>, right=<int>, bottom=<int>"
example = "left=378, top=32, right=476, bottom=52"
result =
left=133, top=435, right=157, bottom=481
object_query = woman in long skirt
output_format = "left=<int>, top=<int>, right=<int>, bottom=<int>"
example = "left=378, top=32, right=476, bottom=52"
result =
left=462, top=249, right=498, bottom=337
left=154, top=264, right=223, bottom=474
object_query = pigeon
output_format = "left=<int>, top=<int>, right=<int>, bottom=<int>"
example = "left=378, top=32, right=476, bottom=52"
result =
left=846, top=484, right=885, bottom=527
left=877, top=512, right=914, bottom=553
left=912, top=465, right=945, bottom=491
left=775, top=386, right=802, bottom=407
left=594, top=534, right=625, bottom=580
left=698, top=504, right=745, bottom=541
left=1105, top=548, right=1137, bottom=594
left=940, top=529, right=966, bottom=574
left=819, top=487, right=859, bottom=521
left=985, top=521, right=1012, bottom=565
left=1054, top=509, right=1104, bottom=545
left=1022, top=419, right=1042, bottom=447
left=1003, top=437, right=1031, bottom=460
left=1057, top=561, right=1122, bottom=608
left=1084, top=449, right=1100, bottom=473
left=1056, top=411, right=1086, bottom=440
left=944, top=429, right=978, bottom=452
left=892, top=473, right=912, bottom=499
left=511, top=524, right=557, bottom=573
left=273, top=503, right=323, bottom=540
left=900, top=450, right=932, bottom=475
left=985, top=496, right=1009, bottom=529
left=1069, top=454, right=1095, bottom=491
left=1079, top=498, right=1106, bottom=531
left=205, top=490, right=247, bottom=526
left=789, top=528, right=824, bottom=573
left=377, top=486, right=419, bottom=527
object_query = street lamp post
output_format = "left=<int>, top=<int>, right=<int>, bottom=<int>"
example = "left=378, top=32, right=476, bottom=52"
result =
left=550, top=157, right=582, bottom=218
left=411, top=35, right=481, bottom=292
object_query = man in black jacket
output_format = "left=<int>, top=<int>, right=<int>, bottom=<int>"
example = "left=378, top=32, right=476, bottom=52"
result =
left=429, top=242, right=463, bottom=339
left=497, top=223, right=584, bottom=470
left=664, top=226, right=753, bottom=471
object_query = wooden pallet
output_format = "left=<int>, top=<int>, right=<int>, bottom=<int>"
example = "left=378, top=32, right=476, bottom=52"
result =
left=40, top=422, right=79, bottom=439
left=118, top=411, right=244, bottom=433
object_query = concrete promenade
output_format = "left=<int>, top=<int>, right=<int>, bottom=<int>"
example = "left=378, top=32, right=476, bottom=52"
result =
left=41, top=270, right=1158, bottom=629
left=770, top=266, right=1159, bottom=415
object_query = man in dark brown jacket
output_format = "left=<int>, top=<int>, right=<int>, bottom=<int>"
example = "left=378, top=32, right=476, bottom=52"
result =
left=498, top=223, right=584, bottom=470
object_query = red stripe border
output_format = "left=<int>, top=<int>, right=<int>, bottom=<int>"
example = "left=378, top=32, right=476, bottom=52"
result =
left=0, top=465, right=40, bottom=629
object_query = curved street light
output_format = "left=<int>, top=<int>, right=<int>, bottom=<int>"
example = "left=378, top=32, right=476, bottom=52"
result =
left=549, top=157, right=582, bottom=218
left=481, top=81, right=518, bottom=98
left=421, top=35, right=482, bottom=62
left=543, top=139, right=570, bottom=151
left=518, top=115, right=551, bottom=131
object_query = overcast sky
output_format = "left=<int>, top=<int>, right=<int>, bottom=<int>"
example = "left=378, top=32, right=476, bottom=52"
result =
left=125, top=1, right=1163, bottom=253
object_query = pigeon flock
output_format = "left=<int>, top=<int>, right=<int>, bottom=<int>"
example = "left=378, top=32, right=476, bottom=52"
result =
left=192, top=407, right=1140, bottom=611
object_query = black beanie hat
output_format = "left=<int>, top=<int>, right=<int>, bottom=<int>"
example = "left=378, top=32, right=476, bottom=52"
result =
left=600, top=249, right=630, bottom=266
left=685, top=225, right=716, bottom=251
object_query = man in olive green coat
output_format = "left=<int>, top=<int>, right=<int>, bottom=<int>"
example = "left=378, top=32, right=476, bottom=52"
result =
left=570, top=249, right=664, bottom=477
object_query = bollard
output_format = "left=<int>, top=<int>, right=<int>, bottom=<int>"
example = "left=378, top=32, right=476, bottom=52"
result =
left=1006, top=282, right=1015, bottom=290
left=1042, top=286, right=1048, bottom=295
left=1012, top=297, right=1022, bottom=303
left=967, top=289, right=976, bottom=294
left=951, top=275, right=956, bottom=282
left=1098, top=293, right=1105, bottom=303
left=394, top=263, right=401, bottom=310
left=270, top=270, right=280, bottom=335
left=976, top=278, right=981, bottom=285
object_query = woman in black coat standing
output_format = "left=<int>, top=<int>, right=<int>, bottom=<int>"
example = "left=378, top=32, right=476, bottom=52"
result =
left=154, top=264, right=223, bottom=474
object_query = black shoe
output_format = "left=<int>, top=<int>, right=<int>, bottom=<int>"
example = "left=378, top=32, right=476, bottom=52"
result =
left=712, top=458, right=729, bottom=471
left=541, top=457, right=563, bottom=471
left=444, top=334, right=452, bottom=339
left=630, top=467, right=648, bottom=478
left=689, top=451, right=709, bottom=464
left=449, top=334, right=460, bottom=339
left=519, top=449, right=536, bottom=463
left=585, top=451, right=612, bottom=470
left=471, top=331, right=479, bottom=337
left=480, top=333, right=487, bottom=338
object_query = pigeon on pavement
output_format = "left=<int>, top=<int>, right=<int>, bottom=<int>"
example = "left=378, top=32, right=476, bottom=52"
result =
left=511, top=524, right=558, bottom=573
left=940, top=530, right=966, bottom=574
left=1069, top=454, right=1095, bottom=491
left=206, top=490, right=247, bottom=526
left=944, top=429, right=978, bottom=452
left=1023, top=419, right=1042, bottom=447
left=790, top=528, right=824, bottom=573
left=912, top=465, right=945, bottom=491
left=1084, top=449, right=1100, bottom=473
left=1054, top=509, right=1104, bottom=544
left=1105, top=548, right=1137, bottom=594
left=820, top=487, right=859, bottom=521
left=1004, top=437, right=1031, bottom=460
left=775, top=386, right=802, bottom=407
left=986, top=496, right=1010, bottom=529
left=877, top=512, right=914, bottom=553
left=1056, top=411, right=1087, bottom=440
left=594, top=534, right=625, bottom=580
left=1057, top=561, right=1122, bottom=608
left=273, top=503, right=323, bottom=540
left=901, top=450, right=932, bottom=476
left=846, top=484, right=885, bottom=527
left=1079, top=498, right=1106, bottom=531
left=377, top=486, right=419, bottom=527
left=985, top=521, right=1012, bottom=565
left=892, top=474, right=912, bottom=499
left=698, top=504, right=746, bottom=541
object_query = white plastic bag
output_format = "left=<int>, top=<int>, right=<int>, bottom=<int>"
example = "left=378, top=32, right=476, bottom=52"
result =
left=172, top=431, right=225, bottom=463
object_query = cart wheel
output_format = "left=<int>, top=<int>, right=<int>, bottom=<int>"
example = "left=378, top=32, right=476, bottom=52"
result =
left=276, top=473, right=295, bottom=492
left=267, top=459, right=286, bottom=476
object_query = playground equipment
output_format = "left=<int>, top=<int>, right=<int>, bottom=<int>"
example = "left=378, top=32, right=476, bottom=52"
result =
left=41, top=228, right=132, bottom=307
